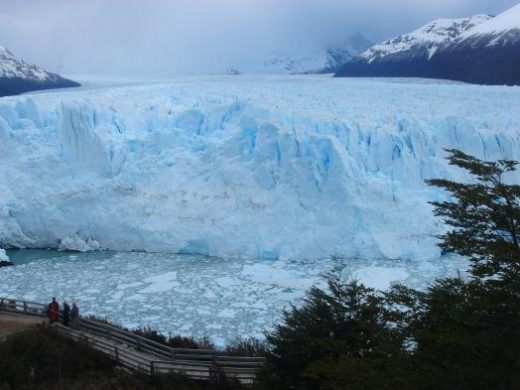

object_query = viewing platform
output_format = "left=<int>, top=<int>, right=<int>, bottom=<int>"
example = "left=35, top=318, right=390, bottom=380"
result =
left=0, top=297, right=264, bottom=386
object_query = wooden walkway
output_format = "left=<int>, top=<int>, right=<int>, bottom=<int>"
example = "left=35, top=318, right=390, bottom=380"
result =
left=0, top=297, right=264, bottom=386
left=0, top=311, right=46, bottom=341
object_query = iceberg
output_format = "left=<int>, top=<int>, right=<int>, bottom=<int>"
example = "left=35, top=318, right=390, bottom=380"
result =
left=58, top=234, right=101, bottom=252
left=0, top=75, right=519, bottom=261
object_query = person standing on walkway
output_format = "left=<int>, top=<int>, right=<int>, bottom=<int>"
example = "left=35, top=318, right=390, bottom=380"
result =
left=62, top=302, right=71, bottom=327
left=47, top=297, right=59, bottom=324
left=71, top=302, right=80, bottom=329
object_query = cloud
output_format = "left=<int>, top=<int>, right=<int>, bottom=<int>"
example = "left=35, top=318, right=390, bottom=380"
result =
left=0, top=0, right=517, bottom=76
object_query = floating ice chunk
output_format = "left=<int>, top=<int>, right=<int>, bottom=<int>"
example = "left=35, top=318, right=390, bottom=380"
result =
left=217, top=309, right=236, bottom=318
left=141, top=271, right=179, bottom=293
left=83, top=288, right=101, bottom=294
left=215, top=276, right=240, bottom=288
left=201, top=290, right=218, bottom=299
left=58, top=235, right=101, bottom=252
left=143, top=272, right=178, bottom=284
left=242, top=263, right=315, bottom=289
left=110, top=290, right=125, bottom=301
left=116, top=282, right=143, bottom=290
left=353, top=266, right=409, bottom=290
left=126, top=294, right=146, bottom=302
left=0, top=248, right=8, bottom=261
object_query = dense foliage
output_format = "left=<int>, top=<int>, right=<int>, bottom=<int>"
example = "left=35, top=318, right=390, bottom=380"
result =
left=259, top=149, right=520, bottom=389
left=427, top=148, right=520, bottom=277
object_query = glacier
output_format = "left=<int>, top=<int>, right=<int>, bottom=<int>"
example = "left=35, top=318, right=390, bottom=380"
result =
left=0, top=75, right=519, bottom=261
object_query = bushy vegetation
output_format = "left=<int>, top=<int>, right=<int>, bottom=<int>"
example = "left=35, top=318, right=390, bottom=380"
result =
left=0, top=326, right=114, bottom=389
left=85, top=316, right=217, bottom=350
left=225, top=337, right=269, bottom=357
left=0, top=327, right=242, bottom=390
left=258, top=149, right=520, bottom=389
left=86, top=318, right=265, bottom=356
left=133, top=326, right=216, bottom=350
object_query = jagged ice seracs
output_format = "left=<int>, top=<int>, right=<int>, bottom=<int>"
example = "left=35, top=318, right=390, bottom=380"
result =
left=0, top=75, right=519, bottom=261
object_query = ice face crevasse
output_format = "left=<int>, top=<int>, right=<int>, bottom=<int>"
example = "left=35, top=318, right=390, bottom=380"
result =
left=0, top=77, right=519, bottom=260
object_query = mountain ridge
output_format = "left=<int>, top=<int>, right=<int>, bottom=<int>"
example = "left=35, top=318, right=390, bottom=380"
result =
left=336, top=3, right=520, bottom=85
left=0, top=47, right=80, bottom=97
left=228, top=34, right=373, bottom=75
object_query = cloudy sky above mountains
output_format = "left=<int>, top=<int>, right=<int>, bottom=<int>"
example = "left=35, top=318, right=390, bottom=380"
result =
left=0, top=0, right=517, bottom=76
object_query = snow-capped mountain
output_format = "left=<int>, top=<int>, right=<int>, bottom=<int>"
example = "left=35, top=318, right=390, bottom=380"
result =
left=457, top=2, right=520, bottom=46
left=0, top=47, right=80, bottom=97
left=232, top=34, right=372, bottom=75
left=358, top=15, right=491, bottom=63
left=336, top=3, right=520, bottom=85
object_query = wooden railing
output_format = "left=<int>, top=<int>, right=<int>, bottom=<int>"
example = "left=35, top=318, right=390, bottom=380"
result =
left=0, top=297, right=48, bottom=317
left=0, top=297, right=264, bottom=385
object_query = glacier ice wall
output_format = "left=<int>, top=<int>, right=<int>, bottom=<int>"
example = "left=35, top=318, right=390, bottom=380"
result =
left=0, top=76, right=519, bottom=260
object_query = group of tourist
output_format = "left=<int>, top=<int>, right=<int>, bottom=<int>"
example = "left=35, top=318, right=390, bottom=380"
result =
left=47, top=297, right=80, bottom=328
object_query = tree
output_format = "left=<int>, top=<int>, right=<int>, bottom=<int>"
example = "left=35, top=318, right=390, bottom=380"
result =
left=261, top=275, right=413, bottom=390
left=426, top=149, right=520, bottom=277
left=410, top=276, right=520, bottom=390
left=416, top=149, right=520, bottom=389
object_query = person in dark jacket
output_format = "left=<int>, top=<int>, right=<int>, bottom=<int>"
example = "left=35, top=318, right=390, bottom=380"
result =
left=62, top=302, right=71, bottom=326
left=71, top=302, right=80, bottom=329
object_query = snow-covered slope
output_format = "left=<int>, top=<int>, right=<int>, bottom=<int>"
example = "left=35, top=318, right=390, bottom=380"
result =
left=359, top=15, right=491, bottom=63
left=456, top=3, right=520, bottom=47
left=235, top=34, right=372, bottom=74
left=460, top=3, right=520, bottom=40
left=0, top=47, right=79, bottom=97
left=337, top=3, right=520, bottom=85
left=0, top=76, right=519, bottom=261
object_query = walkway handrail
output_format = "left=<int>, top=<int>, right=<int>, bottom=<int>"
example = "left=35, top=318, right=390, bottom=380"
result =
left=0, top=296, right=265, bottom=378
left=0, top=297, right=48, bottom=316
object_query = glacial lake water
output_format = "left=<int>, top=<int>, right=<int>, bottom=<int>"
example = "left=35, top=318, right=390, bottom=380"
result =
left=0, top=250, right=467, bottom=346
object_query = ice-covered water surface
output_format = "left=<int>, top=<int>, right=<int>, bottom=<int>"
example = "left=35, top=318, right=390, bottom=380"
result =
left=0, top=250, right=467, bottom=345
left=1, top=76, right=519, bottom=260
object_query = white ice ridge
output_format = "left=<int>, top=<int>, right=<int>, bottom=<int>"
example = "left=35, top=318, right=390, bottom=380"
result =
left=0, top=75, right=519, bottom=261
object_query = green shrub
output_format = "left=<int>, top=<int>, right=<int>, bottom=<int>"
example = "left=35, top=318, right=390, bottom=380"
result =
left=225, top=337, right=269, bottom=357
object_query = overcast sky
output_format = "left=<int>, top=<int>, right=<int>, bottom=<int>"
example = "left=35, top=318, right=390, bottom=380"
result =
left=0, top=0, right=517, bottom=76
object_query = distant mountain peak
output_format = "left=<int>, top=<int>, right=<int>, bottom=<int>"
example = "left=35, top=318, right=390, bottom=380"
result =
left=456, top=3, right=520, bottom=47
left=336, top=3, right=520, bottom=86
left=462, top=3, right=520, bottom=37
left=0, top=47, right=80, bottom=97
left=359, top=14, right=492, bottom=63
left=230, top=33, right=373, bottom=75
